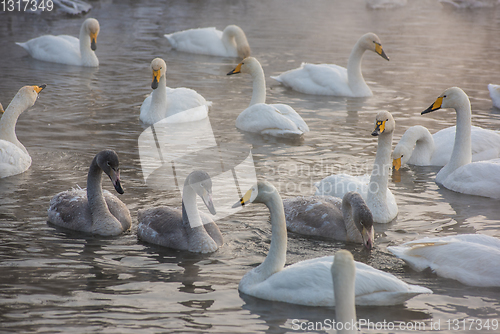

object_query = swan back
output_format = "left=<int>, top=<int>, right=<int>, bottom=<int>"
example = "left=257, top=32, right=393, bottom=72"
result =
left=332, top=250, right=357, bottom=334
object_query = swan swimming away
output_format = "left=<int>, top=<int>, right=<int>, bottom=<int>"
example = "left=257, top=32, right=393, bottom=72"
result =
left=137, top=171, right=223, bottom=253
left=0, top=85, right=45, bottom=178
left=227, top=57, right=309, bottom=138
left=315, top=111, right=398, bottom=223
left=283, top=192, right=375, bottom=250
left=332, top=250, right=357, bottom=334
left=140, top=58, right=211, bottom=125
left=392, top=125, right=500, bottom=169
left=271, top=32, right=389, bottom=97
left=488, top=84, right=500, bottom=109
left=421, top=87, right=500, bottom=199
left=16, top=18, right=100, bottom=67
left=233, top=181, right=431, bottom=306
left=388, top=234, right=500, bottom=287
left=47, top=150, right=132, bottom=236
left=164, top=25, right=251, bottom=59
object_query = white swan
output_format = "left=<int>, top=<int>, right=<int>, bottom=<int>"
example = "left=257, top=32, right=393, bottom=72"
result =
left=164, top=25, right=251, bottom=59
left=137, top=170, right=223, bottom=253
left=227, top=57, right=309, bottom=138
left=233, top=181, right=431, bottom=307
left=392, top=125, right=500, bottom=169
left=140, top=58, right=211, bottom=125
left=283, top=192, right=375, bottom=250
left=332, top=250, right=357, bottom=334
left=488, top=84, right=500, bottom=109
left=421, top=87, right=500, bottom=199
left=315, top=111, right=398, bottom=223
left=270, top=33, right=389, bottom=97
left=0, top=85, right=45, bottom=178
left=16, top=18, right=99, bottom=67
left=47, top=150, right=132, bottom=236
left=388, top=234, right=500, bottom=287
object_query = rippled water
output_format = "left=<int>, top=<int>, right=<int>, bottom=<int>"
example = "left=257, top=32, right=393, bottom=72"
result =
left=1, top=0, right=500, bottom=333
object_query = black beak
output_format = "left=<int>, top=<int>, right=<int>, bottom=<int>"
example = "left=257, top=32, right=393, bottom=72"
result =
left=151, top=77, right=159, bottom=89
left=91, top=39, right=97, bottom=51
left=422, top=104, right=437, bottom=115
left=113, top=179, right=124, bottom=194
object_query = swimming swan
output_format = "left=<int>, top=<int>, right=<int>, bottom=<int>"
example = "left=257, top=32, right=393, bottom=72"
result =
left=0, top=85, right=45, bottom=178
left=388, top=234, right=500, bottom=287
left=140, top=58, right=211, bottom=125
left=422, top=87, right=500, bottom=199
left=271, top=32, right=389, bottom=97
left=164, top=25, right=251, bottom=59
left=283, top=192, right=374, bottom=250
left=332, top=250, right=357, bottom=334
left=16, top=18, right=100, bottom=67
left=47, top=150, right=132, bottom=236
left=227, top=57, right=309, bottom=137
left=488, top=84, right=500, bottom=109
left=392, top=125, right=500, bottom=169
left=137, top=170, right=223, bottom=253
left=315, top=111, right=398, bottom=223
left=233, top=181, right=431, bottom=306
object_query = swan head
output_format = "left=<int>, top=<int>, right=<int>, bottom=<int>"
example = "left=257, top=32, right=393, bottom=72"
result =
left=150, top=58, right=167, bottom=89
left=227, top=57, right=261, bottom=76
left=96, top=150, right=124, bottom=194
left=186, top=170, right=216, bottom=215
left=84, top=18, right=100, bottom=51
left=360, top=32, right=389, bottom=61
left=12, top=84, right=46, bottom=111
left=421, top=87, right=469, bottom=115
left=343, top=192, right=374, bottom=250
left=392, top=144, right=411, bottom=171
left=232, top=181, right=278, bottom=208
left=372, top=110, right=395, bottom=136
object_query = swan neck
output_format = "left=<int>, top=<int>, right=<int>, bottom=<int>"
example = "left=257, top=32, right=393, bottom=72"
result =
left=451, top=104, right=472, bottom=166
left=406, top=127, right=435, bottom=163
left=221, top=27, right=238, bottom=53
left=249, top=65, right=267, bottom=106
left=342, top=200, right=359, bottom=242
left=333, top=264, right=356, bottom=333
left=79, top=24, right=98, bottom=66
left=0, top=92, right=32, bottom=153
left=258, top=193, right=287, bottom=278
left=87, top=157, right=114, bottom=226
left=150, top=75, right=169, bottom=117
left=347, top=41, right=369, bottom=94
left=368, top=132, right=392, bottom=202
left=182, top=181, right=203, bottom=228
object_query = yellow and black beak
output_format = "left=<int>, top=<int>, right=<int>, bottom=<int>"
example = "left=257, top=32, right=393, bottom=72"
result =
left=227, top=62, right=243, bottom=76
left=372, top=120, right=386, bottom=136
left=232, top=187, right=253, bottom=208
left=90, top=32, right=97, bottom=51
left=151, top=69, right=161, bottom=89
left=34, top=84, right=46, bottom=94
left=422, top=96, right=443, bottom=115
left=393, top=157, right=402, bottom=171
left=374, top=42, right=389, bottom=61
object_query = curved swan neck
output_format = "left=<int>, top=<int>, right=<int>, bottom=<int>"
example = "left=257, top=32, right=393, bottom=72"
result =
left=0, top=92, right=33, bottom=154
left=249, top=64, right=267, bottom=106
left=342, top=199, right=360, bottom=242
left=258, top=191, right=287, bottom=278
left=79, top=23, right=98, bottom=67
left=87, top=157, right=116, bottom=228
left=405, top=126, right=435, bottom=164
left=181, top=182, right=203, bottom=228
left=368, top=131, right=392, bottom=202
left=347, top=40, right=370, bottom=95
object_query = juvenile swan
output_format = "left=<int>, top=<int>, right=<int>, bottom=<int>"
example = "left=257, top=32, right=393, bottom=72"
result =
left=233, top=181, right=431, bottom=306
left=164, top=25, right=251, bottom=58
left=271, top=33, right=389, bottom=97
left=0, top=85, right=45, bottom=178
left=283, top=192, right=375, bottom=250
left=137, top=171, right=223, bottom=253
left=140, top=58, right=211, bottom=124
left=227, top=57, right=309, bottom=138
left=17, top=18, right=100, bottom=67
left=315, top=111, right=398, bottom=223
left=388, top=234, right=500, bottom=287
left=421, top=87, right=500, bottom=199
left=332, top=250, right=357, bottom=334
left=47, top=150, right=132, bottom=236
left=392, top=124, right=500, bottom=169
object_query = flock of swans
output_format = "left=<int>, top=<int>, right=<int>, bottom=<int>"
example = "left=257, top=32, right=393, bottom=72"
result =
left=2, top=15, right=500, bottom=324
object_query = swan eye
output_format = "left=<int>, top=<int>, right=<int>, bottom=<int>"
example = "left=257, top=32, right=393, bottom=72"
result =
left=443, top=95, right=447, bottom=98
